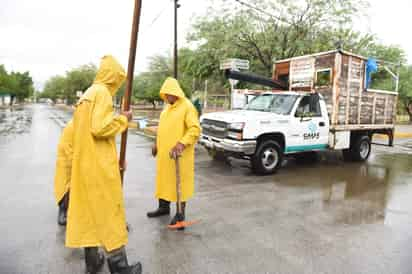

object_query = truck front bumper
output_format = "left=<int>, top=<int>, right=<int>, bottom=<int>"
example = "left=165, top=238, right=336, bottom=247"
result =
left=199, top=135, right=257, bottom=155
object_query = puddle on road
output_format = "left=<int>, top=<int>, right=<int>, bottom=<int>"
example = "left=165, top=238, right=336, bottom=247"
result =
left=0, top=107, right=33, bottom=137
left=273, top=152, right=412, bottom=227
left=199, top=149, right=412, bottom=229
left=399, top=141, right=412, bottom=150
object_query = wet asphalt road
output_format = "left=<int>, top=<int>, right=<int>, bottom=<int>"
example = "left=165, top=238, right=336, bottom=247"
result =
left=1, top=104, right=412, bottom=274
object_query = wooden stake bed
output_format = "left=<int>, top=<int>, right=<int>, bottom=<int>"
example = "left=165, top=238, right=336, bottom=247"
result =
left=273, top=50, right=398, bottom=131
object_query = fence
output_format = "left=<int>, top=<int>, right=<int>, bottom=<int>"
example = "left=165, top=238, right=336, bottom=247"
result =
left=203, top=94, right=230, bottom=112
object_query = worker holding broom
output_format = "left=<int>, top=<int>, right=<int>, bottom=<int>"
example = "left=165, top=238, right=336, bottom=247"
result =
left=54, top=119, right=73, bottom=226
left=147, top=77, right=201, bottom=229
left=65, top=55, right=142, bottom=274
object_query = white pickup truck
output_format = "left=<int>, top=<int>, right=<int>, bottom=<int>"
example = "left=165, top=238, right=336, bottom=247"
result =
left=199, top=50, right=398, bottom=174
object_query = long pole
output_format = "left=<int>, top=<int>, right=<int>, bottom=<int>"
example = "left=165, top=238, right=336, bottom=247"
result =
left=204, top=80, right=208, bottom=109
left=120, top=0, right=143, bottom=182
left=174, top=0, right=179, bottom=79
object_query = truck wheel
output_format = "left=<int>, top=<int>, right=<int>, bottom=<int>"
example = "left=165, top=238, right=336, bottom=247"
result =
left=251, top=140, right=283, bottom=175
left=343, top=135, right=371, bottom=162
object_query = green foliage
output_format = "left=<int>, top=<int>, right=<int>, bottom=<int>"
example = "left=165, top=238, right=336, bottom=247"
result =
left=365, top=45, right=405, bottom=92
left=182, top=0, right=411, bottom=114
left=132, top=54, right=194, bottom=108
left=41, top=64, right=96, bottom=104
left=0, top=65, right=34, bottom=104
left=65, top=64, right=96, bottom=104
left=398, top=66, right=412, bottom=117
left=132, top=54, right=171, bottom=107
left=39, top=0, right=412, bottom=115
left=187, top=0, right=371, bottom=78
left=41, top=76, right=67, bottom=102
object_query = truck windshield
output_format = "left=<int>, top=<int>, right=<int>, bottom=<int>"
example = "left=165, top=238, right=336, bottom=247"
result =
left=245, top=94, right=297, bottom=114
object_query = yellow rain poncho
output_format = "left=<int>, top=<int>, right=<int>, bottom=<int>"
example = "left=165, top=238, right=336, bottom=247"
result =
left=66, top=56, right=129, bottom=252
left=54, top=120, right=73, bottom=204
left=156, top=77, right=201, bottom=202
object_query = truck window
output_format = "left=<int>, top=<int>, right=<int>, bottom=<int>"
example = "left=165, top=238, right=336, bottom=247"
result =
left=246, top=94, right=297, bottom=114
left=295, top=96, right=322, bottom=117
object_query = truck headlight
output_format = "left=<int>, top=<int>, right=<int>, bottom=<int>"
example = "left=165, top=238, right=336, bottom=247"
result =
left=228, top=122, right=245, bottom=131
left=227, top=131, right=243, bottom=140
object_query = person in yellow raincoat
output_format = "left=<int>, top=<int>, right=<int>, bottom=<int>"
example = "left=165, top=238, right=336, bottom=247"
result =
left=54, top=120, right=73, bottom=226
left=65, top=55, right=141, bottom=274
left=147, top=77, right=200, bottom=228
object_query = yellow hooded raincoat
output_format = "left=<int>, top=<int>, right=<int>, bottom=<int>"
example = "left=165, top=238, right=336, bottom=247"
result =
left=54, top=120, right=73, bottom=204
left=66, top=56, right=129, bottom=252
left=156, top=77, right=201, bottom=202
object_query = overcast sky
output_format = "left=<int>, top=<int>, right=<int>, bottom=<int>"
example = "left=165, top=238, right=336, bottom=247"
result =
left=1, top=0, right=411, bottom=90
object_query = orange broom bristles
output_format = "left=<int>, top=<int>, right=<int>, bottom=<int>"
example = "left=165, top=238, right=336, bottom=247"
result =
left=168, top=220, right=200, bottom=229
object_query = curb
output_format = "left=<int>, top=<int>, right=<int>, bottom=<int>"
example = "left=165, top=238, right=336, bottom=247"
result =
left=374, top=132, right=412, bottom=139
left=135, top=131, right=156, bottom=140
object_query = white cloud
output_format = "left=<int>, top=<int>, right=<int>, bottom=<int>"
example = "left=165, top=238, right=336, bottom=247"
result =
left=368, top=0, right=412, bottom=61
left=0, top=0, right=208, bottom=89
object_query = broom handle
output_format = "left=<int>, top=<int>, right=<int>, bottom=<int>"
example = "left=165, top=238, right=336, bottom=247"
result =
left=175, top=157, right=182, bottom=214
left=119, top=0, right=142, bottom=183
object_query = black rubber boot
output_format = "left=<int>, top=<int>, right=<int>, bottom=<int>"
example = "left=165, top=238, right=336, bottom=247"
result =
left=57, top=192, right=69, bottom=226
left=85, top=247, right=105, bottom=274
left=107, top=250, right=142, bottom=274
left=170, top=202, right=186, bottom=230
left=146, top=199, right=170, bottom=218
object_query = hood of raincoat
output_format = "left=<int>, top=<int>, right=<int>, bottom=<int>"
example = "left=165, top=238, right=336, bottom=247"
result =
left=159, top=77, right=186, bottom=102
left=94, top=55, right=126, bottom=96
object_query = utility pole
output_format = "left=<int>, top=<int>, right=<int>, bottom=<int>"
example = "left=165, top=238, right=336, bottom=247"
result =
left=174, top=0, right=180, bottom=79
left=204, top=80, right=208, bottom=109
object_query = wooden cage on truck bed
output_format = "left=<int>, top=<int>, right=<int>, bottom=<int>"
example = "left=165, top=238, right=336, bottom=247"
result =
left=273, top=50, right=398, bottom=131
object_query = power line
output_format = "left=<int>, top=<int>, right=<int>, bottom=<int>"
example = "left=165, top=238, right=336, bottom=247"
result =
left=144, top=1, right=172, bottom=30
left=230, top=0, right=290, bottom=25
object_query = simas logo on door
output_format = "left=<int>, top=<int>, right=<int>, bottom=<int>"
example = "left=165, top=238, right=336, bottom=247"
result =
left=303, top=122, right=320, bottom=140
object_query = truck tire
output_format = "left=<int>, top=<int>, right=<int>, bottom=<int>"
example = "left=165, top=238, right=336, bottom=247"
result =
left=251, top=140, right=283, bottom=175
left=343, top=135, right=371, bottom=162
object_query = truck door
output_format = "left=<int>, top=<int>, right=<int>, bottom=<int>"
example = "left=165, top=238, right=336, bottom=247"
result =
left=287, top=95, right=329, bottom=153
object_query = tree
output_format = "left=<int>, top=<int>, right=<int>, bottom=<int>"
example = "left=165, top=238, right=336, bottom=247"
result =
left=41, top=64, right=96, bottom=104
left=187, top=0, right=371, bottom=78
left=0, top=65, right=34, bottom=105
left=14, top=72, right=34, bottom=102
left=42, top=76, right=68, bottom=103
left=398, top=66, right=412, bottom=120
left=132, top=54, right=195, bottom=108
left=182, top=0, right=412, bottom=116
left=133, top=73, right=160, bottom=109
left=65, top=64, right=96, bottom=104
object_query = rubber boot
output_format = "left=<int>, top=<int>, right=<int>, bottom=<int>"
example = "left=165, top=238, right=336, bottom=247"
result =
left=170, top=202, right=186, bottom=230
left=146, top=199, right=170, bottom=218
left=85, top=247, right=105, bottom=274
left=57, top=192, right=69, bottom=226
left=107, top=249, right=142, bottom=274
